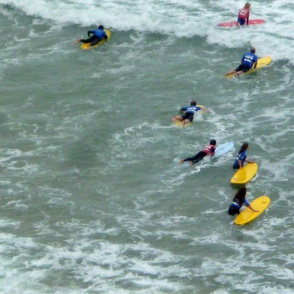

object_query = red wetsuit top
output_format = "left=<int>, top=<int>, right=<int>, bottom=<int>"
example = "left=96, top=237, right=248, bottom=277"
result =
left=202, top=144, right=216, bottom=156
left=238, top=8, right=250, bottom=20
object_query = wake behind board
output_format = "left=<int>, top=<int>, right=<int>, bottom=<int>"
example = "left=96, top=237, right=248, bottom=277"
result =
left=218, top=19, right=265, bottom=27
left=173, top=105, right=206, bottom=128
left=235, top=196, right=270, bottom=225
left=226, top=56, right=272, bottom=78
left=81, top=29, right=111, bottom=50
left=230, top=162, right=258, bottom=184
left=213, top=142, right=234, bottom=159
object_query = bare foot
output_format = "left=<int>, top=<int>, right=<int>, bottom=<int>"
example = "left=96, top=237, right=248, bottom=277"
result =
left=74, top=39, right=80, bottom=44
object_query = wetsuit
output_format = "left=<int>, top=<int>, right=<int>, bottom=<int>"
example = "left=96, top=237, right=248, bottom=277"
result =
left=183, top=144, right=216, bottom=165
left=235, top=52, right=258, bottom=73
left=233, top=150, right=247, bottom=169
left=80, top=29, right=108, bottom=46
left=228, top=198, right=250, bottom=215
left=181, top=105, right=202, bottom=122
left=237, top=7, right=250, bottom=26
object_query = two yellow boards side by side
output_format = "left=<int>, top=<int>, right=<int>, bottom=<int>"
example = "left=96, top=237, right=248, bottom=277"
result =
left=230, top=162, right=258, bottom=184
left=226, top=56, right=272, bottom=78
left=81, top=29, right=111, bottom=50
left=235, top=196, right=271, bottom=225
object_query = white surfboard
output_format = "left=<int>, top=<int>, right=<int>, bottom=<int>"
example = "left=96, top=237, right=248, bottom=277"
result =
left=213, top=142, right=234, bottom=159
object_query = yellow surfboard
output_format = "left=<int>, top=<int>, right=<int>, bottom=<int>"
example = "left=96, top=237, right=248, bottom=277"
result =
left=226, top=56, right=272, bottom=78
left=230, top=162, right=258, bottom=184
left=173, top=105, right=207, bottom=128
left=235, top=196, right=270, bottom=225
left=81, top=29, right=111, bottom=50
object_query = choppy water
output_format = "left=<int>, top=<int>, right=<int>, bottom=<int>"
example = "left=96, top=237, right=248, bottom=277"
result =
left=0, top=0, right=294, bottom=293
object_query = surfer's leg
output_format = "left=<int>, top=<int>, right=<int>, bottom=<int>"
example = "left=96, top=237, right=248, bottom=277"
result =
left=80, top=36, right=95, bottom=43
left=184, top=151, right=206, bottom=164
left=172, top=115, right=182, bottom=122
left=90, top=37, right=101, bottom=46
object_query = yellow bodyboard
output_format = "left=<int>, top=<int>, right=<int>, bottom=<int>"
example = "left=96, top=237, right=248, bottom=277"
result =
left=235, top=196, right=270, bottom=225
left=81, top=29, right=111, bottom=50
left=226, top=56, right=272, bottom=78
left=230, top=162, right=258, bottom=184
left=173, top=105, right=206, bottom=128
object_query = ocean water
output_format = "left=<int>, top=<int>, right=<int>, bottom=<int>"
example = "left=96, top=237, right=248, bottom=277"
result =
left=0, top=0, right=294, bottom=293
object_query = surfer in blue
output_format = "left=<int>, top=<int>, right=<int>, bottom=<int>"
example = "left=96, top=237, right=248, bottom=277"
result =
left=172, top=100, right=208, bottom=125
left=75, top=25, right=108, bottom=48
left=233, top=142, right=254, bottom=169
left=180, top=139, right=216, bottom=165
left=226, top=47, right=258, bottom=76
left=228, top=186, right=259, bottom=215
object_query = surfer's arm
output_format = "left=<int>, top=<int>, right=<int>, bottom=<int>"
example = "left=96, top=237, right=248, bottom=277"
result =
left=87, top=30, right=93, bottom=36
left=200, top=106, right=210, bottom=113
left=247, top=204, right=259, bottom=213
left=244, top=199, right=259, bottom=212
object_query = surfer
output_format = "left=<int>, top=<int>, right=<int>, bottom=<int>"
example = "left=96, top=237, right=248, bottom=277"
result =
left=172, top=100, right=208, bottom=125
left=228, top=186, right=259, bottom=215
left=226, top=47, right=258, bottom=76
left=233, top=142, right=255, bottom=169
left=75, top=25, right=108, bottom=48
left=237, top=3, right=251, bottom=28
left=180, top=140, right=216, bottom=165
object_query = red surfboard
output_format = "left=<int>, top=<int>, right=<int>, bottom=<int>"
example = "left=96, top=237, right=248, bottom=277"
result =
left=218, top=19, right=265, bottom=27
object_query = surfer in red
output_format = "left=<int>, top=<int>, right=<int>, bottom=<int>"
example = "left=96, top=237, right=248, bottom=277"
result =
left=179, top=140, right=216, bottom=165
left=237, top=2, right=251, bottom=27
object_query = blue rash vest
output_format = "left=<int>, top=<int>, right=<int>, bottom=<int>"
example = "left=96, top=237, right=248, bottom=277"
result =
left=241, top=52, right=258, bottom=68
left=181, top=105, right=201, bottom=114
left=90, top=29, right=107, bottom=39
left=233, top=150, right=247, bottom=169
left=231, top=198, right=250, bottom=210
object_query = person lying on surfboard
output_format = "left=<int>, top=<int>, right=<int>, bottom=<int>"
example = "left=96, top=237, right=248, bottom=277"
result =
left=172, top=100, right=208, bottom=125
left=226, top=47, right=258, bottom=77
left=179, top=140, right=216, bottom=165
left=75, top=25, right=108, bottom=49
left=228, top=186, right=259, bottom=215
left=237, top=2, right=251, bottom=28
left=233, top=142, right=255, bottom=169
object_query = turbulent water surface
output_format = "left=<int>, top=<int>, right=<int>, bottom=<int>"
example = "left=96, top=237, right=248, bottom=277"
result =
left=0, top=0, right=294, bottom=293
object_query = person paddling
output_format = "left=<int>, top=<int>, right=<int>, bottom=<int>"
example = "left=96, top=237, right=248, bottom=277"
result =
left=75, top=25, right=108, bottom=49
left=180, top=139, right=216, bottom=165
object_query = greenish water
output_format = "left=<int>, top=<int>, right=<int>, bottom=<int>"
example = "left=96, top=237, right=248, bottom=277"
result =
left=0, top=1, right=294, bottom=293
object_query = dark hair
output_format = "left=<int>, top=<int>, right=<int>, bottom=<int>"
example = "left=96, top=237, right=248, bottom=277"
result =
left=98, top=25, right=104, bottom=30
left=233, top=186, right=247, bottom=205
left=190, top=100, right=197, bottom=106
left=250, top=47, right=256, bottom=54
left=238, top=142, right=249, bottom=154
left=210, top=139, right=216, bottom=146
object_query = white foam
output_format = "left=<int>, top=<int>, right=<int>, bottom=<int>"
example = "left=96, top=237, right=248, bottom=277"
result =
left=2, top=0, right=294, bottom=63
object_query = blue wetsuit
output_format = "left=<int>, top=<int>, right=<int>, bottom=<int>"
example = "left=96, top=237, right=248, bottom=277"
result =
left=235, top=52, right=258, bottom=72
left=88, top=29, right=107, bottom=39
left=80, top=29, right=108, bottom=46
left=181, top=105, right=202, bottom=122
left=228, top=198, right=250, bottom=215
left=233, top=150, right=247, bottom=169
